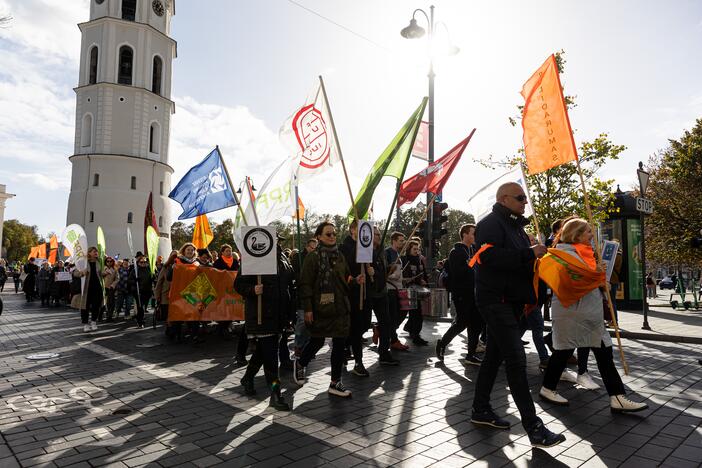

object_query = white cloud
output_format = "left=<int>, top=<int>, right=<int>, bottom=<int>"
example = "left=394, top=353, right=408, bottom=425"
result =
left=13, top=172, right=71, bottom=191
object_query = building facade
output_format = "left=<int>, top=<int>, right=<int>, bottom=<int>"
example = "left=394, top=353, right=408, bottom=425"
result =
left=66, top=0, right=176, bottom=258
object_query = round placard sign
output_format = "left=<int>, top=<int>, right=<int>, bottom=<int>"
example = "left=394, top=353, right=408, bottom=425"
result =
left=243, top=228, right=274, bottom=259
left=359, top=222, right=373, bottom=249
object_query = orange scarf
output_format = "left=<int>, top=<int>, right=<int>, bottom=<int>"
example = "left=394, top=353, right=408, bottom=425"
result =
left=221, top=255, right=234, bottom=269
left=468, top=244, right=493, bottom=267
left=573, top=243, right=597, bottom=270
left=534, top=247, right=605, bottom=308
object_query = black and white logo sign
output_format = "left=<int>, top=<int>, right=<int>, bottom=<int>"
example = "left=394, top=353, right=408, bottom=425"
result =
left=356, top=220, right=374, bottom=264
left=240, top=226, right=278, bottom=275
left=243, top=227, right=274, bottom=258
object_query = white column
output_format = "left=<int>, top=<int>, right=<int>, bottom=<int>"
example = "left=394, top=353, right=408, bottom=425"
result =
left=0, top=184, right=16, bottom=259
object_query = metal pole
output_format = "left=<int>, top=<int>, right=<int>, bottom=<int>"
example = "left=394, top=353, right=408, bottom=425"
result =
left=426, top=5, right=435, bottom=268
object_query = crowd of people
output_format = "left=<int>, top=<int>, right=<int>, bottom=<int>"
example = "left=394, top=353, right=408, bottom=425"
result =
left=0, top=182, right=651, bottom=448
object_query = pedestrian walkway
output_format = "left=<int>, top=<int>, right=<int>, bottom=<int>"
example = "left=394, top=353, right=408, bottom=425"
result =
left=0, top=291, right=701, bottom=467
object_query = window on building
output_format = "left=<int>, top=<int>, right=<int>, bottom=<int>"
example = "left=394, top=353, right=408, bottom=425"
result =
left=159, top=181, right=163, bottom=195
left=118, top=46, right=133, bottom=85
left=152, top=56, right=162, bottom=95
left=122, top=0, right=137, bottom=21
left=90, top=211, right=95, bottom=223
left=81, top=114, right=92, bottom=147
left=93, top=174, right=100, bottom=187
left=149, top=123, right=160, bottom=154
left=130, top=176, right=136, bottom=190
left=88, top=46, right=98, bottom=85
left=127, top=212, right=133, bottom=224
left=158, top=216, right=163, bottom=228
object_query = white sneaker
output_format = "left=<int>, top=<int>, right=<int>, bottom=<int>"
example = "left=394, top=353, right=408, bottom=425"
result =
left=90, top=321, right=98, bottom=331
left=83, top=324, right=91, bottom=332
left=577, top=372, right=600, bottom=390
left=560, top=369, right=578, bottom=383
left=539, top=387, right=569, bottom=405
left=293, top=359, right=306, bottom=386
left=328, top=380, right=352, bottom=398
left=610, top=395, right=648, bottom=413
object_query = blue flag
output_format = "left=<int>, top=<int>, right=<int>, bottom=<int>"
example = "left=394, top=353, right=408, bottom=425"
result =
left=169, top=147, right=237, bottom=220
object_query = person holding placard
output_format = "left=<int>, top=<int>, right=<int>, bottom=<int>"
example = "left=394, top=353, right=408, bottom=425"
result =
left=295, top=221, right=361, bottom=398
left=72, top=247, right=104, bottom=332
left=234, top=240, right=295, bottom=411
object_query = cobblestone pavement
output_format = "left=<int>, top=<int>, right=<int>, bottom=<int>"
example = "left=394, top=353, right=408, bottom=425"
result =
left=1, top=291, right=701, bottom=467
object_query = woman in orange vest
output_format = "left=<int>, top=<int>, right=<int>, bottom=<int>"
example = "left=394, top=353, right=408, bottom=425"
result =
left=539, top=218, right=647, bottom=413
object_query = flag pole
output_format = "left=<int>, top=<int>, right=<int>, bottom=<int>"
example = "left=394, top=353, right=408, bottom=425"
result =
left=381, top=180, right=401, bottom=248
left=520, top=162, right=543, bottom=243
left=318, top=75, right=365, bottom=307
left=399, top=193, right=438, bottom=258
left=216, top=145, right=249, bottom=227
left=574, top=157, right=628, bottom=375
left=244, top=176, right=265, bottom=324
left=295, top=182, right=303, bottom=272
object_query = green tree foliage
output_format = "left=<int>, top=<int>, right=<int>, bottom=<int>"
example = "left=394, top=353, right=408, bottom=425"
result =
left=499, top=51, right=625, bottom=235
left=169, top=221, right=192, bottom=252
left=2, top=220, right=40, bottom=263
left=646, top=118, right=702, bottom=267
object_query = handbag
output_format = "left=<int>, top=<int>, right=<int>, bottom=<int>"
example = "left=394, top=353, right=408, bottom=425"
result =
left=19, top=272, right=27, bottom=282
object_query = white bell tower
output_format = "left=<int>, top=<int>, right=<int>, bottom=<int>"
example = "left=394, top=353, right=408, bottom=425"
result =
left=66, top=0, right=176, bottom=257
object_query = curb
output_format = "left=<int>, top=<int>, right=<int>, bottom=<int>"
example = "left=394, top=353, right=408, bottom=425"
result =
left=544, top=325, right=702, bottom=345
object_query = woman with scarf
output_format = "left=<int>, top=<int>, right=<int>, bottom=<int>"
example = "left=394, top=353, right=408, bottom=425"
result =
left=294, top=221, right=362, bottom=398
left=402, top=240, right=429, bottom=346
left=539, top=218, right=648, bottom=413
left=72, top=247, right=104, bottom=332
left=129, top=254, right=153, bottom=328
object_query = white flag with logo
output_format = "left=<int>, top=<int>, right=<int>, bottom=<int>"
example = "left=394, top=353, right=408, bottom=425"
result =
left=279, top=77, right=341, bottom=181
left=467, top=166, right=534, bottom=222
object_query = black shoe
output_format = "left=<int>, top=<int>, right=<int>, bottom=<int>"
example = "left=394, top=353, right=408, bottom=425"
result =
left=240, top=375, right=256, bottom=396
left=279, top=358, right=294, bottom=370
left=379, top=353, right=400, bottom=366
left=412, top=336, right=429, bottom=346
left=269, top=386, right=290, bottom=411
left=233, top=355, right=248, bottom=368
left=470, top=409, right=511, bottom=430
left=351, top=363, right=370, bottom=377
left=528, top=421, right=566, bottom=448
left=435, top=339, right=446, bottom=362
left=462, top=355, right=482, bottom=366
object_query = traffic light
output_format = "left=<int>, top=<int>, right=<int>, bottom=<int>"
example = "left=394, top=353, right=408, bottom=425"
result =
left=432, top=201, right=449, bottom=239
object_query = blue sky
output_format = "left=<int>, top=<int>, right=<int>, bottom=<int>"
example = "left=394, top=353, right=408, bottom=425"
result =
left=1, top=0, right=701, bottom=238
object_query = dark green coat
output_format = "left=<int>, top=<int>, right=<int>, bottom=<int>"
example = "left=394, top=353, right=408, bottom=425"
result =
left=299, top=249, right=351, bottom=338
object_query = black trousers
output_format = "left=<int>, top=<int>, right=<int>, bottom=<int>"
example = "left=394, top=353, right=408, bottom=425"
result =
left=388, top=289, right=402, bottom=342
left=135, top=293, right=151, bottom=326
left=441, top=295, right=483, bottom=355
left=236, top=326, right=249, bottom=358
left=543, top=342, right=625, bottom=396
left=472, top=303, right=540, bottom=431
left=299, top=336, right=346, bottom=382
left=81, top=301, right=100, bottom=324
left=405, top=307, right=424, bottom=337
left=105, top=288, right=116, bottom=319
left=279, top=332, right=291, bottom=362
left=347, top=286, right=369, bottom=364
left=244, top=335, right=280, bottom=386
left=372, top=294, right=392, bottom=355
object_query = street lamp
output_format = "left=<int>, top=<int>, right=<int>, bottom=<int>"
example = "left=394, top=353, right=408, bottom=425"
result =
left=400, top=5, right=459, bottom=268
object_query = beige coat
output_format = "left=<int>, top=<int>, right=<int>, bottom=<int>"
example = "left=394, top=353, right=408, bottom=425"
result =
left=103, top=266, right=118, bottom=289
left=154, top=267, right=171, bottom=305
left=72, top=261, right=104, bottom=310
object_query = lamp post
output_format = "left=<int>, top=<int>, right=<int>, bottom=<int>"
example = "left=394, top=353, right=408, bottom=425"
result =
left=400, top=5, right=458, bottom=269
left=637, top=161, right=651, bottom=330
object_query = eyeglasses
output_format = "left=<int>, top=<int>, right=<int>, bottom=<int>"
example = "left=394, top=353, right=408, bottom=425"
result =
left=509, top=194, right=528, bottom=202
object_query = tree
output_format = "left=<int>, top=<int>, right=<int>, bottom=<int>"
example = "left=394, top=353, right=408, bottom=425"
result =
left=2, top=220, right=40, bottom=263
left=646, top=118, right=702, bottom=267
left=169, top=221, right=192, bottom=251
left=494, top=51, right=626, bottom=235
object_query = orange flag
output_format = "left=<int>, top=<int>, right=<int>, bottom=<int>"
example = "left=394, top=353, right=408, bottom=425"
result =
left=521, top=54, right=578, bottom=175
left=37, top=244, right=47, bottom=259
left=48, top=249, right=57, bottom=264
left=192, top=213, right=213, bottom=249
left=49, top=235, right=58, bottom=249
left=28, top=246, right=38, bottom=259
left=292, top=196, right=305, bottom=220
left=167, top=264, right=244, bottom=321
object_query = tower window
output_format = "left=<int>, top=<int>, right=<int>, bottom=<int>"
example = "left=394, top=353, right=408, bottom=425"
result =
left=93, top=174, right=100, bottom=187
left=88, top=46, right=98, bottom=85
left=152, top=56, right=162, bottom=95
left=158, top=216, right=163, bottom=228
left=159, top=181, right=163, bottom=195
left=127, top=212, right=133, bottom=224
left=90, top=211, right=94, bottom=223
left=149, top=123, right=160, bottom=154
left=118, top=46, right=133, bottom=85
left=81, top=114, right=92, bottom=148
left=130, top=176, right=136, bottom=190
left=122, top=0, right=137, bottom=21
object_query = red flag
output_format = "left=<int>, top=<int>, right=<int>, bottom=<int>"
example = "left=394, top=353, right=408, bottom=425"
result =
left=144, top=192, right=159, bottom=253
left=398, top=129, right=476, bottom=206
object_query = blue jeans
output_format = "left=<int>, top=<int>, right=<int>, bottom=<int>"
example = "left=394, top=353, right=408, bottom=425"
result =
left=115, top=291, right=133, bottom=317
left=294, top=309, right=310, bottom=350
left=526, top=306, right=549, bottom=361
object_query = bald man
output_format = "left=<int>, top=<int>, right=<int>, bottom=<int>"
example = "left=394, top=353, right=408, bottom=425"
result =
left=469, top=182, right=565, bottom=448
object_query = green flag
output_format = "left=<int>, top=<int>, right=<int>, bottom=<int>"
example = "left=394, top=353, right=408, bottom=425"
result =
left=349, top=97, right=428, bottom=220
left=146, top=226, right=159, bottom=274
left=96, top=226, right=106, bottom=271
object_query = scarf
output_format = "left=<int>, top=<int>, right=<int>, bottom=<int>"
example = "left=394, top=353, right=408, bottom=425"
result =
left=221, top=255, right=234, bottom=269
left=573, top=243, right=597, bottom=270
left=317, top=243, right=339, bottom=295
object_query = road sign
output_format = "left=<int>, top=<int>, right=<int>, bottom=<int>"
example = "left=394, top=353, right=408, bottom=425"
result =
left=636, top=197, right=653, bottom=214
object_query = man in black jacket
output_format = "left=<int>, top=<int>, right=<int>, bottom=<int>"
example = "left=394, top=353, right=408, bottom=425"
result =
left=435, top=224, right=483, bottom=365
left=469, top=182, right=565, bottom=448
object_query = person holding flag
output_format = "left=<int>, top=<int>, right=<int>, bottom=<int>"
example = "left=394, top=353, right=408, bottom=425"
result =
left=538, top=218, right=648, bottom=413
left=469, top=183, right=565, bottom=448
